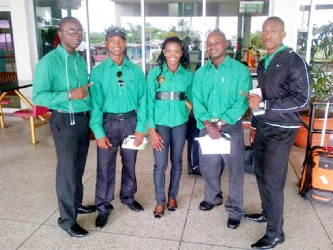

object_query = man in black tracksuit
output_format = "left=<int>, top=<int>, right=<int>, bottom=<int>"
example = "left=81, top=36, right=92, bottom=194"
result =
left=242, top=17, right=311, bottom=249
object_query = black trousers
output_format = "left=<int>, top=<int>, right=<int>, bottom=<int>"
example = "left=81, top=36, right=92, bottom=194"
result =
left=254, top=121, right=298, bottom=237
left=50, top=111, right=90, bottom=230
left=95, top=115, right=138, bottom=215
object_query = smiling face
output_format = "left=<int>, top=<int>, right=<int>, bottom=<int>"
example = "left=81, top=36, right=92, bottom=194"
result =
left=58, top=19, right=83, bottom=54
left=163, top=41, right=183, bottom=71
left=206, top=31, right=228, bottom=66
left=105, top=34, right=127, bottom=61
left=262, top=18, right=286, bottom=56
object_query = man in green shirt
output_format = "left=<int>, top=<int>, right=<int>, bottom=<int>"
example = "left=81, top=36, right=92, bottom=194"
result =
left=32, top=17, right=95, bottom=238
left=89, top=26, right=147, bottom=229
left=192, top=28, right=252, bottom=229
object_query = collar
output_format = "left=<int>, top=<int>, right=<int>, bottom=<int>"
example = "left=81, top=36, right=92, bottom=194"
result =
left=162, top=62, right=186, bottom=75
left=55, top=45, right=80, bottom=59
left=207, top=55, right=232, bottom=69
left=105, top=56, right=131, bottom=69
left=264, top=44, right=286, bottom=62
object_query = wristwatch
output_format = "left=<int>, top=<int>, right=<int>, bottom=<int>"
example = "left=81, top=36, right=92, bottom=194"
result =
left=259, top=101, right=265, bottom=110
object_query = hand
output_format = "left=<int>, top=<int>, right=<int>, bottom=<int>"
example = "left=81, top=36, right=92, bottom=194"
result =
left=69, top=82, right=93, bottom=100
left=240, top=91, right=262, bottom=109
left=149, top=129, right=164, bottom=151
left=97, top=136, right=112, bottom=149
left=249, top=128, right=256, bottom=144
left=204, top=121, right=221, bottom=139
left=133, top=132, right=145, bottom=147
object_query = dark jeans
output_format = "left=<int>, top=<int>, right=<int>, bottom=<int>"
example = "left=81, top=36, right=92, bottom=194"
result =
left=95, top=115, right=138, bottom=215
left=199, top=120, right=245, bottom=220
left=153, top=123, right=187, bottom=205
left=50, top=111, right=90, bottom=230
left=254, top=121, right=298, bottom=237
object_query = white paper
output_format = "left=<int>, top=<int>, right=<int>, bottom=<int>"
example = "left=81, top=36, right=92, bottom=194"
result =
left=122, top=135, right=148, bottom=151
left=249, top=88, right=265, bottom=116
left=195, top=134, right=231, bottom=154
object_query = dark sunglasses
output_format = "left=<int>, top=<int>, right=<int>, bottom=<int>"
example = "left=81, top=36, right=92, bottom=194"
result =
left=116, top=71, right=125, bottom=87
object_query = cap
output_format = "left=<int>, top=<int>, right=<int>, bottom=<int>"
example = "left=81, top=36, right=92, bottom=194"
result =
left=105, top=26, right=126, bottom=40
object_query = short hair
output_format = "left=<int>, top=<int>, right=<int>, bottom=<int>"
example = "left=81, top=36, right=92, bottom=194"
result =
left=59, top=16, right=82, bottom=30
left=264, top=16, right=285, bottom=31
left=205, top=28, right=227, bottom=41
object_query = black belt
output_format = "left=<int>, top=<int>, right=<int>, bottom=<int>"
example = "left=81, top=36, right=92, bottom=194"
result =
left=52, top=110, right=90, bottom=117
left=156, top=92, right=186, bottom=101
left=103, top=110, right=136, bottom=120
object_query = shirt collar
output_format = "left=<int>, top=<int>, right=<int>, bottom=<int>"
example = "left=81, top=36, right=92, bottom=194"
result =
left=263, top=44, right=286, bottom=69
left=207, top=55, right=232, bottom=69
left=162, top=62, right=185, bottom=75
left=55, top=44, right=80, bottom=59
left=105, top=56, right=131, bottom=69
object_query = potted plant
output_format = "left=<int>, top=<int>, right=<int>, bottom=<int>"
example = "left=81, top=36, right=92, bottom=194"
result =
left=294, top=22, right=333, bottom=148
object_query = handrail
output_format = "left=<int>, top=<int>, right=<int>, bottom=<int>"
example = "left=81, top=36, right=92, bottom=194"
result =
left=304, top=99, right=333, bottom=164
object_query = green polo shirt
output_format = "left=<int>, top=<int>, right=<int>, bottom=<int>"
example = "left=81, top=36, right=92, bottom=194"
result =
left=263, top=44, right=286, bottom=70
left=89, top=57, right=147, bottom=139
left=147, top=63, right=193, bottom=129
left=192, top=55, right=252, bottom=129
left=32, top=45, right=90, bottom=112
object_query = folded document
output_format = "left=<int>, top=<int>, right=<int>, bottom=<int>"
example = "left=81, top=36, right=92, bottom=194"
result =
left=195, top=134, right=231, bottom=154
left=122, top=135, right=148, bottom=150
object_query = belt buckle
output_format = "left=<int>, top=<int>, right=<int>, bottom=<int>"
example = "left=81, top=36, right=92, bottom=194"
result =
left=117, top=114, right=124, bottom=120
left=170, top=92, right=174, bottom=100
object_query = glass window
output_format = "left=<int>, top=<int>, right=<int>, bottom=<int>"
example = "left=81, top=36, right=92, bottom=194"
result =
left=0, top=11, right=15, bottom=72
left=33, top=0, right=271, bottom=74
left=296, top=0, right=333, bottom=61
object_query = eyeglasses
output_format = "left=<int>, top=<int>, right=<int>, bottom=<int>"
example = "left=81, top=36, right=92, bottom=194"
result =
left=116, top=71, right=125, bottom=87
left=60, top=29, right=83, bottom=36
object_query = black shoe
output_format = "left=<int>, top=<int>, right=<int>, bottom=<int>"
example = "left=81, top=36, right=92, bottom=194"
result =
left=126, top=200, right=144, bottom=212
left=199, top=201, right=222, bottom=211
left=76, top=205, right=97, bottom=214
left=66, top=223, right=88, bottom=237
left=227, top=218, right=240, bottom=229
left=245, top=213, right=267, bottom=223
left=95, top=214, right=109, bottom=228
left=251, top=233, right=285, bottom=249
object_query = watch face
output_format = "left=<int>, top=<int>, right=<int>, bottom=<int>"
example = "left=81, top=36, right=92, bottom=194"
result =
left=259, top=102, right=265, bottom=109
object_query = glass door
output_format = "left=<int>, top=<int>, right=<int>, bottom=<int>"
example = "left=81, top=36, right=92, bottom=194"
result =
left=0, top=11, right=15, bottom=73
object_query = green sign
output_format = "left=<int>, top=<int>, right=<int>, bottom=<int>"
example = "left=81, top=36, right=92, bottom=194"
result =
left=239, top=1, right=264, bottom=15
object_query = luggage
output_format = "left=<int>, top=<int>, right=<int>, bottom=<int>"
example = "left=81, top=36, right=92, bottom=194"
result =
left=299, top=98, right=333, bottom=204
left=244, top=144, right=255, bottom=175
left=186, top=113, right=201, bottom=175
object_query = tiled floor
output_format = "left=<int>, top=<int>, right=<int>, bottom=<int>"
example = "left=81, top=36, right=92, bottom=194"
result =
left=1, top=116, right=332, bottom=250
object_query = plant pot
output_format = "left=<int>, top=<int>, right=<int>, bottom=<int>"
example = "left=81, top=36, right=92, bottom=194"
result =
left=294, top=115, right=332, bottom=148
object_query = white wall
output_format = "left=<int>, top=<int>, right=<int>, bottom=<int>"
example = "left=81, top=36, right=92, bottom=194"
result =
left=269, top=0, right=299, bottom=50
left=9, top=0, right=38, bottom=106
left=0, top=0, right=10, bottom=10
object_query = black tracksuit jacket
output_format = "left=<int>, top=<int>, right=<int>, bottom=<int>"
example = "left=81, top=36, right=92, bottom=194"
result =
left=252, top=47, right=311, bottom=128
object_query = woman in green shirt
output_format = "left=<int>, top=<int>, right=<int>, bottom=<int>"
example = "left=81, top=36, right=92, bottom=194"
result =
left=147, top=36, right=193, bottom=218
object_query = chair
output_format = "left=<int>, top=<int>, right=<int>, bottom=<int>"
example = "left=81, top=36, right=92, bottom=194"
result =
left=0, top=72, right=33, bottom=128
left=0, top=72, right=18, bottom=127
left=0, top=97, right=13, bottom=128
left=13, top=105, right=50, bottom=144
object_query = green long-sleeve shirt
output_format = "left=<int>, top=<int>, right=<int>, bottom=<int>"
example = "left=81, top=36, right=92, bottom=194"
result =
left=32, top=45, right=90, bottom=112
left=147, top=63, right=193, bottom=129
left=89, top=57, right=147, bottom=139
left=192, top=56, right=252, bottom=129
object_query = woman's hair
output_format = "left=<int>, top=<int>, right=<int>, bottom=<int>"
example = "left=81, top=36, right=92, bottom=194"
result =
left=155, top=36, right=190, bottom=81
